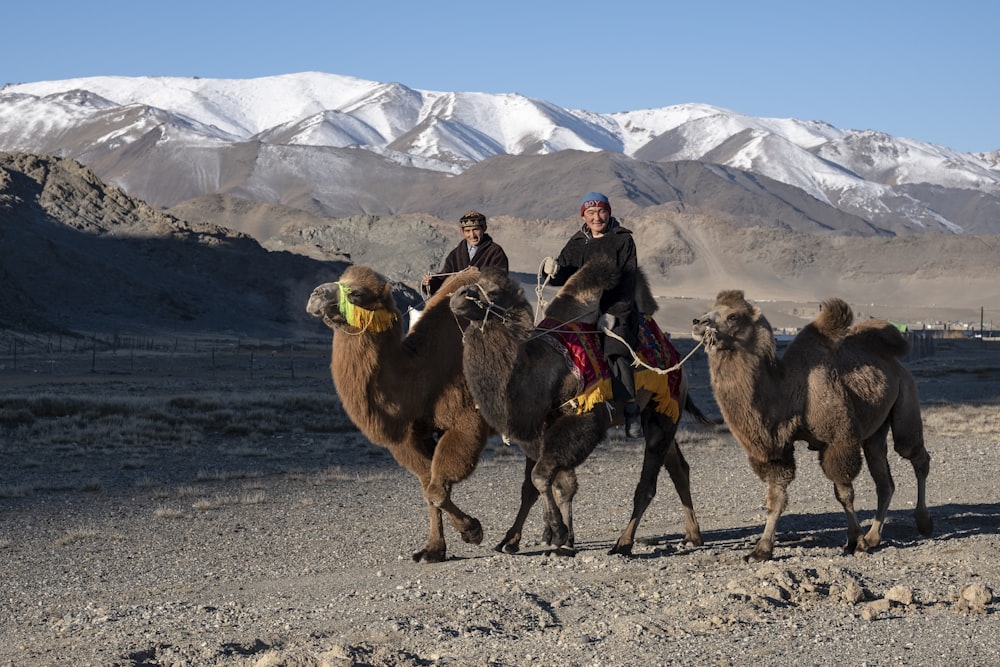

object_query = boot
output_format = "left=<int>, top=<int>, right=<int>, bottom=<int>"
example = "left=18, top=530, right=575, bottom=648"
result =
left=624, top=402, right=643, bottom=439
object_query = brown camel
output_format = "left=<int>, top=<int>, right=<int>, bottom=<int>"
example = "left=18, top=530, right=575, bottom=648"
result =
left=692, top=290, right=933, bottom=562
left=449, top=259, right=712, bottom=556
left=306, top=265, right=491, bottom=563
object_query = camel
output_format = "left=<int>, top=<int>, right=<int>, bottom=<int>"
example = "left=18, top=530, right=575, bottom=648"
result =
left=692, top=290, right=933, bottom=562
left=306, top=265, right=491, bottom=563
left=449, top=259, right=713, bottom=556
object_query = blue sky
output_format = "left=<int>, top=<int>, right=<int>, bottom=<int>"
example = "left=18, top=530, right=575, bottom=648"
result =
left=7, top=1, right=996, bottom=152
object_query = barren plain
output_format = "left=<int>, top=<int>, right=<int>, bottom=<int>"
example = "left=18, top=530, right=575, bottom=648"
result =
left=1, top=331, right=998, bottom=666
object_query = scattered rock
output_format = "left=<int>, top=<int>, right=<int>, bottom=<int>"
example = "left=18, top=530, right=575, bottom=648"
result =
left=841, top=579, right=866, bottom=604
left=955, top=583, right=993, bottom=614
left=885, top=585, right=914, bottom=606
left=862, top=598, right=892, bottom=621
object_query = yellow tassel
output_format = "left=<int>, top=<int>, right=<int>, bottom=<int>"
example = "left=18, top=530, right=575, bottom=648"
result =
left=573, top=378, right=614, bottom=414
left=636, top=370, right=680, bottom=421
left=337, top=281, right=399, bottom=332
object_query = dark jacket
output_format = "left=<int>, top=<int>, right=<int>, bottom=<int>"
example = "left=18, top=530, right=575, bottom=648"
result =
left=550, top=218, right=639, bottom=356
left=427, top=234, right=509, bottom=295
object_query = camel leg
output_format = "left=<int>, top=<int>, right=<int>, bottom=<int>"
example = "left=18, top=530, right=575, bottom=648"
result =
left=662, top=436, right=702, bottom=546
left=532, top=412, right=607, bottom=552
left=747, top=447, right=795, bottom=562
left=818, top=439, right=866, bottom=555
left=611, top=412, right=702, bottom=555
left=550, top=469, right=579, bottom=556
left=389, top=442, right=448, bottom=562
left=904, top=445, right=933, bottom=537
left=610, top=410, right=667, bottom=556
left=530, top=458, right=570, bottom=550
left=496, top=457, right=540, bottom=554
left=427, top=421, right=489, bottom=546
left=889, top=382, right=934, bottom=537
left=861, top=423, right=894, bottom=551
left=389, top=431, right=482, bottom=563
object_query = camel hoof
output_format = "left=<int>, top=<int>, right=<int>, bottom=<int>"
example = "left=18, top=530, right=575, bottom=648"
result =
left=915, top=509, right=934, bottom=536
left=744, top=547, right=773, bottom=563
left=461, top=518, right=484, bottom=545
left=545, top=524, right=569, bottom=548
left=608, top=541, right=634, bottom=556
left=412, top=547, right=447, bottom=563
left=861, top=531, right=882, bottom=552
left=495, top=540, right=521, bottom=554
left=844, top=535, right=867, bottom=556
left=684, top=532, right=705, bottom=547
left=548, top=545, right=577, bottom=558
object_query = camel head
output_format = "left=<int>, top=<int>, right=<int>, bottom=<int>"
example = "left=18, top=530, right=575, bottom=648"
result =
left=692, top=290, right=767, bottom=352
left=448, top=267, right=532, bottom=329
left=306, top=265, right=399, bottom=333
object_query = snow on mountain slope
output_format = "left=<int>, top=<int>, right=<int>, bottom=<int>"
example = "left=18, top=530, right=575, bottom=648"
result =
left=3, top=72, right=999, bottom=233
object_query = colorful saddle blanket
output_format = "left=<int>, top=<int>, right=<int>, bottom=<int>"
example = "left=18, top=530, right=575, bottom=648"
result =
left=537, top=315, right=682, bottom=420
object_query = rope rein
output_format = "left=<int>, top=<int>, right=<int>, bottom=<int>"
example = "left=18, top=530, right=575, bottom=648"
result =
left=421, top=268, right=473, bottom=302
left=530, top=275, right=706, bottom=375
left=534, top=259, right=552, bottom=322
left=456, top=283, right=514, bottom=341
left=602, top=327, right=706, bottom=375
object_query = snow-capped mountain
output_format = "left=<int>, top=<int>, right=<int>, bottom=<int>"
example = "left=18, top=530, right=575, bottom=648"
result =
left=2, top=72, right=999, bottom=233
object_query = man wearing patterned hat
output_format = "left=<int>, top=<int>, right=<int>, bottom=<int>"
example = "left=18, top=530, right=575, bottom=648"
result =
left=542, top=192, right=643, bottom=438
left=422, top=210, right=509, bottom=296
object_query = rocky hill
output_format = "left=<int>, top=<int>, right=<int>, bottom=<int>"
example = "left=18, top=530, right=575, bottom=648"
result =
left=0, top=152, right=356, bottom=337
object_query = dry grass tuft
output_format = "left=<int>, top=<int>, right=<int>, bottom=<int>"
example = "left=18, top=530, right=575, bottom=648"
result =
left=923, top=405, right=998, bottom=439
left=53, top=529, right=99, bottom=547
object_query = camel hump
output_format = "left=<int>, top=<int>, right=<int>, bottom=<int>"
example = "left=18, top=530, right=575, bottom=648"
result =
left=565, top=255, right=620, bottom=292
left=814, top=298, right=854, bottom=337
left=848, top=318, right=911, bottom=358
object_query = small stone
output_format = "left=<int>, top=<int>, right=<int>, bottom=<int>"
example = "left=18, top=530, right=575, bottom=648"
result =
left=885, top=585, right=914, bottom=606
left=955, top=583, right=993, bottom=614
left=861, top=598, right=891, bottom=621
left=842, top=579, right=865, bottom=604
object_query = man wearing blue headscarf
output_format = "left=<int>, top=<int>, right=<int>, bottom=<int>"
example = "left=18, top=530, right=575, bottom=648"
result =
left=542, top=192, right=642, bottom=438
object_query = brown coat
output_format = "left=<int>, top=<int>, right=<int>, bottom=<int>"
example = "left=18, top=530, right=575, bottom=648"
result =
left=427, top=234, right=509, bottom=295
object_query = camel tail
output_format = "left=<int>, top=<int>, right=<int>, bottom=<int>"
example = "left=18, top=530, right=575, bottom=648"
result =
left=684, top=395, right=726, bottom=431
left=814, top=298, right=854, bottom=337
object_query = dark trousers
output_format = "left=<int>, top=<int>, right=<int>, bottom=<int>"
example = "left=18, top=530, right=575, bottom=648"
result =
left=608, top=354, right=637, bottom=404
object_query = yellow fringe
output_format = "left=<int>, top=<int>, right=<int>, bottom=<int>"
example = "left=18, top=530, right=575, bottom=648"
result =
left=572, top=378, right=614, bottom=414
left=572, top=372, right=679, bottom=421
left=338, top=281, right=399, bottom=332
left=636, top=369, right=680, bottom=421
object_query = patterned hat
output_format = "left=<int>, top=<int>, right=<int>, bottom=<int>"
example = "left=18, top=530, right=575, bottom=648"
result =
left=580, top=192, right=610, bottom=216
left=459, top=210, right=487, bottom=228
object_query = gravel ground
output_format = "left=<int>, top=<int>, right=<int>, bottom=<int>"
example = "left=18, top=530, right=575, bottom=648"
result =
left=1, top=339, right=997, bottom=666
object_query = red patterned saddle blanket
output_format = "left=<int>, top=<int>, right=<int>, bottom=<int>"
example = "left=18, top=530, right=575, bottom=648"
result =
left=537, top=315, right=682, bottom=420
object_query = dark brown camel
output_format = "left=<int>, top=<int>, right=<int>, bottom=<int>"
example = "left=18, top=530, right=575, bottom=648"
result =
left=449, top=259, right=712, bottom=556
left=692, top=290, right=933, bottom=562
left=306, top=266, right=491, bottom=563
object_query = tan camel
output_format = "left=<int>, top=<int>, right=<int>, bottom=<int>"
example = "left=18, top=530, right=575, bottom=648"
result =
left=692, top=290, right=933, bottom=562
left=306, top=265, right=491, bottom=563
left=449, top=259, right=713, bottom=556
